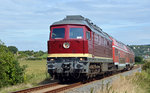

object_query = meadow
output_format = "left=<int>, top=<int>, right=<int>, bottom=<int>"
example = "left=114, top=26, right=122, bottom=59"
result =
left=0, top=59, right=50, bottom=93
left=19, top=59, right=50, bottom=84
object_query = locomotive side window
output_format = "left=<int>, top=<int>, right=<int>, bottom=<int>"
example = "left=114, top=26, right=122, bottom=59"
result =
left=52, top=28, right=65, bottom=39
left=86, top=31, right=90, bottom=40
left=69, top=28, right=83, bottom=39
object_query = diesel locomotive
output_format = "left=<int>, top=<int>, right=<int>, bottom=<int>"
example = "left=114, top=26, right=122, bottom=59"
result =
left=47, top=15, right=135, bottom=81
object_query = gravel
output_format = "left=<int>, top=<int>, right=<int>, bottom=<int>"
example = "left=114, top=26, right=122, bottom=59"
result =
left=65, top=67, right=141, bottom=93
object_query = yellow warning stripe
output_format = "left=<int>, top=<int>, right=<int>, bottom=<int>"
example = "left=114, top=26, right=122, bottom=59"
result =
left=48, top=53, right=92, bottom=57
left=47, top=53, right=112, bottom=60
left=94, top=56, right=113, bottom=60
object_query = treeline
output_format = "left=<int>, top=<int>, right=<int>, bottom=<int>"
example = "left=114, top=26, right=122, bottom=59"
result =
left=7, top=46, right=47, bottom=60
left=18, top=50, right=47, bottom=60
left=129, top=45, right=150, bottom=57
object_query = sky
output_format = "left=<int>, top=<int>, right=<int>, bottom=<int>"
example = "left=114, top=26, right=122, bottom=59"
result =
left=0, top=0, right=150, bottom=51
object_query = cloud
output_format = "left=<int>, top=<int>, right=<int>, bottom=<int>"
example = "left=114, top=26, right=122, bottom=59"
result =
left=0, top=0, right=150, bottom=51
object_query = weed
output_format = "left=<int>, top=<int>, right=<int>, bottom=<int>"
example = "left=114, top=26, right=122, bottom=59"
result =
left=90, top=87, right=94, bottom=93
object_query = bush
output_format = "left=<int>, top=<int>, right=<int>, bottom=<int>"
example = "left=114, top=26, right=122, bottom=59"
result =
left=8, top=46, right=18, bottom=54
left=142, top=61, right=150, bottom=74
left=33, top=50, right=45, bottom=57
left=40, top=54, right=48, bottom=59
left=17, top=53, right=28, bottom=59
left=135, top=56, right=143, bottom=63
left=0, top=43, right=25, bottom=88
left=131, top=61, right=150, bottom=93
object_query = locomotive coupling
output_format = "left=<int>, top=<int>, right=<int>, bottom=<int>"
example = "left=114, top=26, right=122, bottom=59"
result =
left=61, top=63, right=71, bottom=71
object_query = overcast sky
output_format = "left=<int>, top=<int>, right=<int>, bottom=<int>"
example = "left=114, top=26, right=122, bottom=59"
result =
left=0, top=0, right=150, bottom=51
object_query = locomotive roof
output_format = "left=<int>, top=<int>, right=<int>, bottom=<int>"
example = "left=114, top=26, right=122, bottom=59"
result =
left=52, top=15, right=112, bottom=41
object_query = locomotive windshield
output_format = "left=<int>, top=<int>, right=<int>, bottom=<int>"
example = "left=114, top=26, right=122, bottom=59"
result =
left=69, top=28, right=83, bottom=39
left=52, top=28, right=65, bottom=39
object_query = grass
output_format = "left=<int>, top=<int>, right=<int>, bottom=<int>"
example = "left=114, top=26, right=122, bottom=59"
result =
left=20, top=59, right=50, bottom=84
left=0, top=59, right=50, bottom=93
left=96, top=61, right=150, bottom=93
left=97, top=75, right=145, bottom=93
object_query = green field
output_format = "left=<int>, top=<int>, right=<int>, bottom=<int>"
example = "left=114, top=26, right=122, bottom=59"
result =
left=0, top=59, right=50, bottom=93
left=19, top=59, right=50, bottom=84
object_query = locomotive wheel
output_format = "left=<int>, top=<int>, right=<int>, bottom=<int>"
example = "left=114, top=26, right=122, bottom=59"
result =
left=73, top=73, right=80, bottom=79
left=80, top=74, right=88, bottom=83
left=58, top=76, right=64, bottom=83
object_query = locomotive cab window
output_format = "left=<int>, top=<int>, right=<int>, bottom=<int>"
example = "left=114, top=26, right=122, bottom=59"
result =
left=69, top=28, right=83, bottom=39
left=52, top=28, right=65, bottom=39
left=86, top=31, right=91, bottom=40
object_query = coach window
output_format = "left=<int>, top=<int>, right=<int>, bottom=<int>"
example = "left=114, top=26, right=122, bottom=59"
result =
left=86, top=31, right=90, bottom=40
left=115, top=49, right=118, bottom=56
left=107, top=41, right=109, bottom=46
left=52, top=28, right=65, bottom=39
left=69, top=28, right=83, bottom=39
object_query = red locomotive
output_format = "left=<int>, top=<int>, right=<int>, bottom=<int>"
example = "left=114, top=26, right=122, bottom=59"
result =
left=47, top=15, right=135, bottom=82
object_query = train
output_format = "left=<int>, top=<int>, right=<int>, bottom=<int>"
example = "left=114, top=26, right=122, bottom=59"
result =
left=47, top=15, right=135, bottom=82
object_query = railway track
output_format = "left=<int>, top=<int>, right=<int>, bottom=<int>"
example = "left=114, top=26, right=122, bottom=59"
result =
left=12, top=82, right=59, bottom=93
left=12, top=65, right=140, bottom=93
left=12, top=82, right=81, bottom=93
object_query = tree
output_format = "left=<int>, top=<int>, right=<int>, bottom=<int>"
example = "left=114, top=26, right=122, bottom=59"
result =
left=0, top=43, right=25, bottom=88
left=24, top=50, right=34, bottom=56
left=8, top=46, right=18, bottom=54
left=135, top=56, right=143, bottom=62
left=33, top=50, right=45, bottom=57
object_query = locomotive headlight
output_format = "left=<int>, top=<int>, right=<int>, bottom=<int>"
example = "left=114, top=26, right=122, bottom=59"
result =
left=79, top=57, right=87, bottom=61
left=47, top=58, right=55, bottom=62
left=80, top=58, right=84, bottom=61
left=63, top=42, right=70, bottom=49
left=50, top=59, right=54, bottom=61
